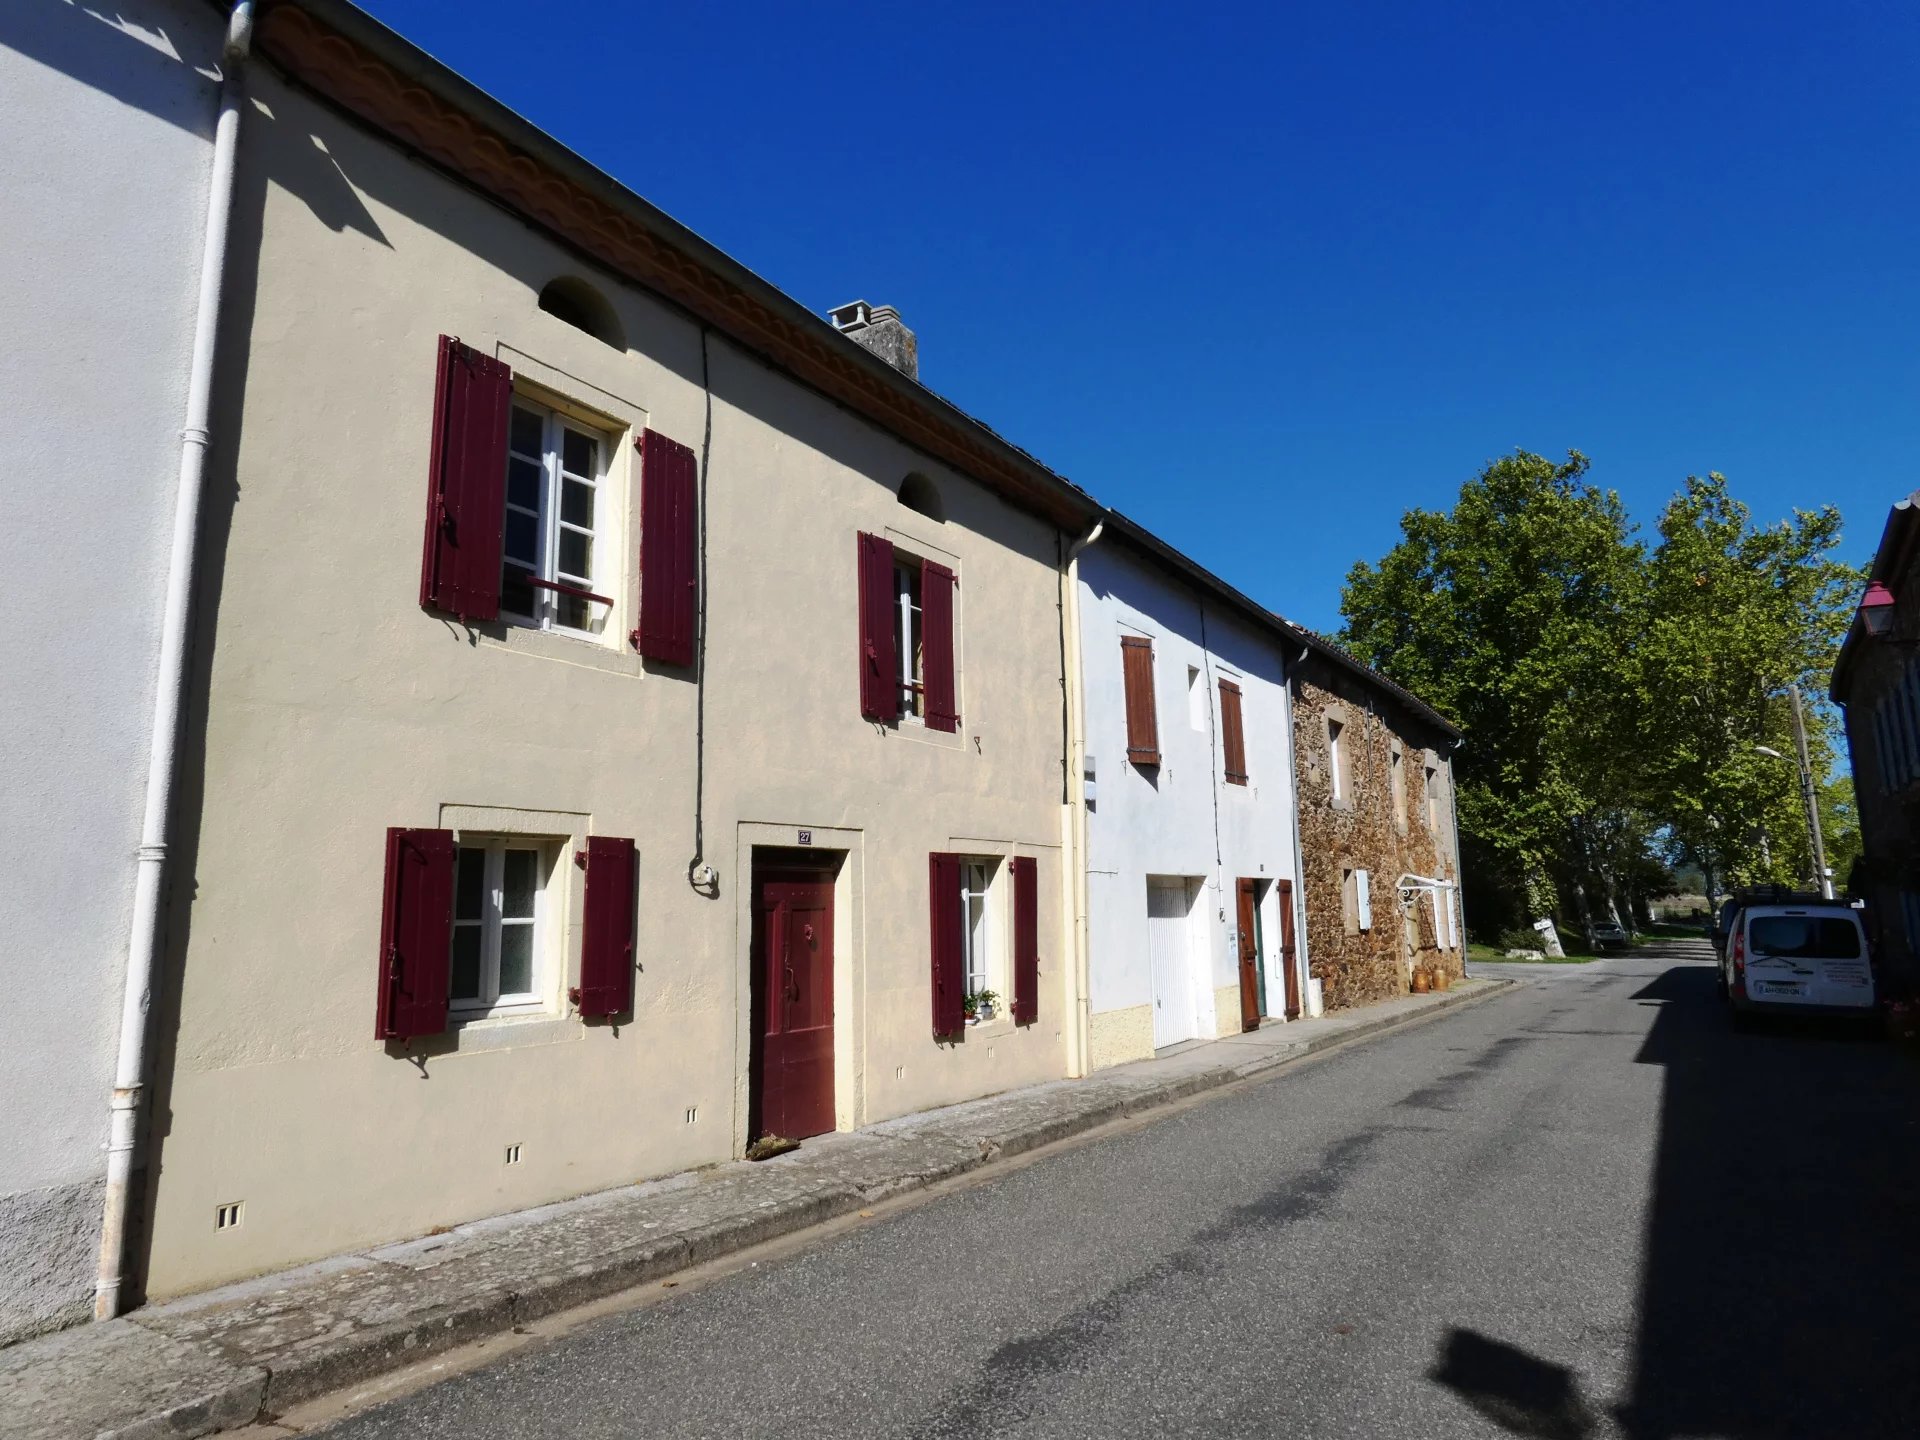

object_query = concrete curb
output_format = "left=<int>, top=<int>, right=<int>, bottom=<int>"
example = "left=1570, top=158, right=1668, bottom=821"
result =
left=5, top=977, right=1518, bottom=1439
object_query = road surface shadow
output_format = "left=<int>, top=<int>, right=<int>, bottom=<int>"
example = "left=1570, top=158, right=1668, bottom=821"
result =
left=1431, top=1327, right=1599, bottom=1439
left=1618, top=955, right=1920, bottom=1438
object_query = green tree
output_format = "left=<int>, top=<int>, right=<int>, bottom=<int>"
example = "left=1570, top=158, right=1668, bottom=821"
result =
left=1340, top=450, right=1645, bottom=934
left=1341, top=455, right=1860, bottom=937
left=1636, top=475, right=1859, bottom=892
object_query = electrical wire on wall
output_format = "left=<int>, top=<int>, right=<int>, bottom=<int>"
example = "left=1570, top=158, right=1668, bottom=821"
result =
left=687, top=326, right=717, bottom=895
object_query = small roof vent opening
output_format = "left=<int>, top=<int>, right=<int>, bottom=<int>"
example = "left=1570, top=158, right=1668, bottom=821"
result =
left=539, top=276, right=624, bottom=350
left=898, top=472, right=944, bottom=522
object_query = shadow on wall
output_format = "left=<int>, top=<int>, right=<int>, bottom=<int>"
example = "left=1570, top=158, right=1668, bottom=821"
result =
left=1, top=0, right=221, bottom=137
left=1613, top=964, right=1920, bottom=1438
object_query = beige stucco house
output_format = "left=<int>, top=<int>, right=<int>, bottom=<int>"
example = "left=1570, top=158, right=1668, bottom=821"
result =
left=134, top=0, right=1100, bottom=1301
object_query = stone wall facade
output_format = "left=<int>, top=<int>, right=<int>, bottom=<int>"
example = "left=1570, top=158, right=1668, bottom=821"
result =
left=1291, top=652, right=1463, bottom=1011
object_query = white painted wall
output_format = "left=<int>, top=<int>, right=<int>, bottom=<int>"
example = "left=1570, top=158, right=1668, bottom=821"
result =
left=1078, top=543, right=1303, bottom=1064
left=0, top=0, right=219, bottom=1341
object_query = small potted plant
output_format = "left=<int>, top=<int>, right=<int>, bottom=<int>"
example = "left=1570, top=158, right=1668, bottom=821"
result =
left=964, top=989, right=1000, bottom=1025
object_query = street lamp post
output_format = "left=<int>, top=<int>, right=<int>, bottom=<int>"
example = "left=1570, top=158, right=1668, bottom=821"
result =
left=1754, top=682, right=1833, bottom=899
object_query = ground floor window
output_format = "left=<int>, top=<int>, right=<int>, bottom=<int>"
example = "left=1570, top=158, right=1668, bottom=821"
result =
left=451, top=841, right=553, bottom=1017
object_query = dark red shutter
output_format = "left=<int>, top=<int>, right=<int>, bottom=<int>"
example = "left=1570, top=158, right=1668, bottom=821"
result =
left=1219, top=679, right=1248, bottom=784
left=858, top=532, right=899, bottom=721
left=1122, top=636, right=1160, bottom=765
left=576, top=836, right=637, bottom=1018
left=1011, top=855, right=1039, bottom=1026
left=420, top=336, right=511, bottom=622
left=929, top=852, right=965, bottom=1036
left=376, top=827, right=455, bottom=1041
left=922, top=559, right=958, bottom=733
left=637, top=430, right=698, bottom=666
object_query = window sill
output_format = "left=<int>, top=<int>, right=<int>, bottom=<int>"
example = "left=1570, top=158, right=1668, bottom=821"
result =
left=474, top=617, right=642, bottom=679
left=444, top=1009, right=576, bottom=1054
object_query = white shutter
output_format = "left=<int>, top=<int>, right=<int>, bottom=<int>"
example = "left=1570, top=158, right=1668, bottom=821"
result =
left=1356, top=869, right=1372, bottom=931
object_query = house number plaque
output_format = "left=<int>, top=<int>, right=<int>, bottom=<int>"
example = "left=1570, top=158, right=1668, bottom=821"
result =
left=797, top=830, right=812, bottom=846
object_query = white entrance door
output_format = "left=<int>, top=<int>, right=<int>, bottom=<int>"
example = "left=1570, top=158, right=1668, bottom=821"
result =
left=1147, top=879, right=1199, bottom=1048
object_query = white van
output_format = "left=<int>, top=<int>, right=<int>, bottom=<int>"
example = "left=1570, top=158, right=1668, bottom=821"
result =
left=1721, top=901, right=1876, bottom=1024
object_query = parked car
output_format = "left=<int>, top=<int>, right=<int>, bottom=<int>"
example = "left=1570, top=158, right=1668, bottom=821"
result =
left=1590, top=919, right=1630, bottom=949
left=1719, top=899, right=1876, bottom=1028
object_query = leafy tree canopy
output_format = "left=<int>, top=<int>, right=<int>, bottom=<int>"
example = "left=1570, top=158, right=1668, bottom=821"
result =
left=1340, top=453, right=1862, bottom=930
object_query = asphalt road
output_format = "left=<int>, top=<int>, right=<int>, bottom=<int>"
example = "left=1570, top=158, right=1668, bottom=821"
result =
left=313, top=943, right=1920, bottom=1439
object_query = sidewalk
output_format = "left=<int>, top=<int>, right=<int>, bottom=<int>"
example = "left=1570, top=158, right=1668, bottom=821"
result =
left=1, top=977, right=1515, bottom=1440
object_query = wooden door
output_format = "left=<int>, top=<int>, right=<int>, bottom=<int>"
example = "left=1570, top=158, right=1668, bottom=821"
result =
left=750, top=865, right=836, bottom=1141
left=1236, top=879, right=1262, bottom=1031
left=1276, top=878, right=1301, bottom=1020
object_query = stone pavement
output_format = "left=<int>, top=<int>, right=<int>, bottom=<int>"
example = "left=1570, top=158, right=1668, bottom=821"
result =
left=0, top=978, right=1514, bottom=1439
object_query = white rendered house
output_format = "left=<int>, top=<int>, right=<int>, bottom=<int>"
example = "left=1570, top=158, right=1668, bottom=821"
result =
left=0, top=0, right=225, bottom=1339
left=1069, top=516, right=1308, bottom=1070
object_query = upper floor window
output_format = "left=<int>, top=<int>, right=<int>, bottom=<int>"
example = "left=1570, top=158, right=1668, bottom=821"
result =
left=1328, top=718, right=1347, bottom=801
left=895, top=556, right=925, bottom=721
left=1425, top=762, right=1441, bottom=830
left=504, top=399, right=609, bottom=636
left=857, top=532, right=957, bottom=731
left=1218, top=677, right=1248, bottom=785
left=1389, top=743, right=1407, bottom=830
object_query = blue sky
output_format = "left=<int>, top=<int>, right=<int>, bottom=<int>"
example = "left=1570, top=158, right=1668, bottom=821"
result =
left=362, top=0, right=1918, bottom=632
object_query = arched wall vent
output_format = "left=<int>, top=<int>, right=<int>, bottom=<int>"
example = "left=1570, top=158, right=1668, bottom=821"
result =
left=538, top=276, right=624, bottom=350
left=898, top=472, right=944, bottom=522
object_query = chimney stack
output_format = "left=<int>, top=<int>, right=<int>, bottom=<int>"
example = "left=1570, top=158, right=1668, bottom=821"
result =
left=829, top=300, right=917, bottom=381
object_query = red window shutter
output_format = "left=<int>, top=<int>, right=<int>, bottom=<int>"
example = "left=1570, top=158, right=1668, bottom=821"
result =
left=858, top=532, right=899, bottom=721
left=1121, top=636, right=1160, bottom=765
left=922, top=559, right=958, bottom=733
left=376, top=826, right=455, bottom=1041
left=1220, top=679, right=1248, bottom=785
left=419, top=336, right=511, bottom=622
left=1011, top=855, right=1039, bottom=1026
left=928, top=852, right=965, bottom=1036
left=637, top=430, right=698, bottom=666
left=576, top=835, right=637, bottom=1018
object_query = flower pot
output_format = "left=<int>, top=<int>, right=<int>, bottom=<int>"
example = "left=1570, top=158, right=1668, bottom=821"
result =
left=1410, top=969, right=1432, bottom=994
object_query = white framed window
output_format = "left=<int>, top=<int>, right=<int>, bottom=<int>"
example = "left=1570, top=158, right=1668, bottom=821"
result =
left=962, top=860, right=995, bottom=996
left=1389, top=743, right=1407, bottom=830
left=1328, top=719, right=1347, bottom=801
left=1187, top=666, right=1205, bottom=730
left=1425, top=762, right=1440, bottom=830
left=450, top=840, right=554, bottom=1018
left=504, top=398, right=611, bottom=637
left=894, top=556, right=924, bottom=721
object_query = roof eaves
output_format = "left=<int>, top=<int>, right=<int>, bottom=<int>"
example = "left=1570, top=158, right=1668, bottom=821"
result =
left=1831, top=489, right=1920, bottom=703
left=249, top=0, right=1101, bottom=531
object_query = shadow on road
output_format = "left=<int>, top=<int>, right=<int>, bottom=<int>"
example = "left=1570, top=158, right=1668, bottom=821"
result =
left=1616, top=951, right=1920, bottom=1438
left=1431, top=1327, right=1600, bottom=1440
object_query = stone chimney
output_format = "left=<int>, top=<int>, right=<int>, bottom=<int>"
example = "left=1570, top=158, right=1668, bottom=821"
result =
left=829, top=300, right=917, bottom=381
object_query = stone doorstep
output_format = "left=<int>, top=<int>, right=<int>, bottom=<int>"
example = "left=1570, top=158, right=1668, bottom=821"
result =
left=0, top=977, right=1514, bottom=1440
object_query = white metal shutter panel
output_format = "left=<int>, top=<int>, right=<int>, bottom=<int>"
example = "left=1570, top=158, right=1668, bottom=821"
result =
left=1356, top=869, right=1372, bottom=931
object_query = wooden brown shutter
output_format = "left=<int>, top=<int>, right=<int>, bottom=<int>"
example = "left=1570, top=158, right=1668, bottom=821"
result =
left=1121, top=636, right=1160, bottom=765
left=637, top=429, right=698, bottom=666
left=574, top=836, right=636, bottom=1018
left=420, top=336, right=511, bottom=621
left=922, top=559, right=958, bottom=733
left=376, top=827, right=455, bottom=1041
left=1011, top=855, right=1039, bottom=1026
left=858, top=533, right=898, bottom=721
left=929, top=852, right=965, bottom=1036
left=1219, top=678, right=1248, bottom=785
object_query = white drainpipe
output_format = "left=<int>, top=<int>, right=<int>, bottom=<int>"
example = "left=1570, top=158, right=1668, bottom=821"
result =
left=1060, top=519, right=1103, bottom=1077
left=95, top=0, right=256, bottom=1321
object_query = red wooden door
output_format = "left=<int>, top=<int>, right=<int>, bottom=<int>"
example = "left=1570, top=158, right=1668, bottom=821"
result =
left=750, top=865, right=836, bottom=1141
left=1236, top=879, right=1262, bottom=1031
left=1276, top=879, right=1302, bottom=1020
